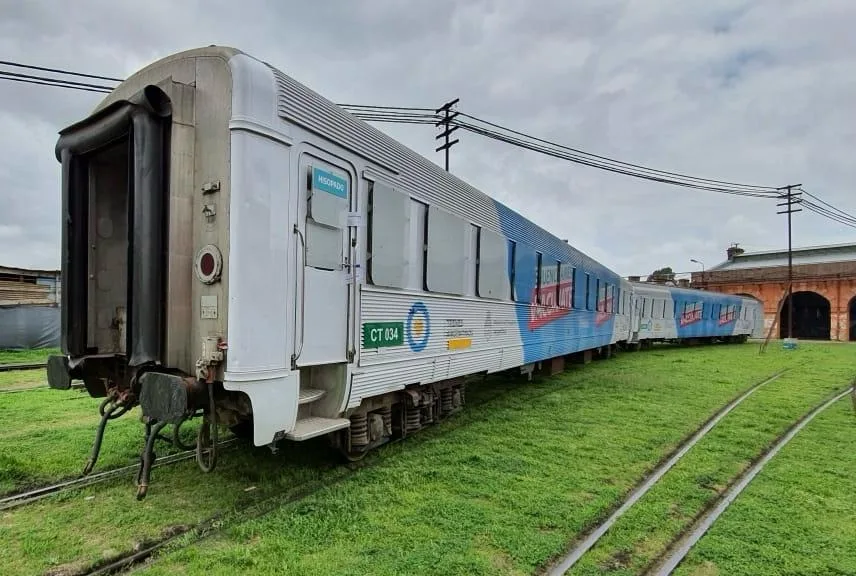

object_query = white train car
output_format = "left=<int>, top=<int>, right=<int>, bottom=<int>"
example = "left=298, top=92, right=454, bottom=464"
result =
left=46, top=46, right=764, bottom=496
left=47, top=46, right=627, bottom=481
left=628, top=281, right=764, bottom=346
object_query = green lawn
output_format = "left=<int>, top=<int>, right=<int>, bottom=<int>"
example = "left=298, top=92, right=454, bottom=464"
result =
left=133, top=342, right=818, bottom=576
left=562, top=342, right=855, bottom=575
left=672, top=396, right=856, bottom=576
left=0, top=348, right=59, bottom=365
left=0, top=368, right=46, bottom=390
left=0, top=342, right=849, bottom=576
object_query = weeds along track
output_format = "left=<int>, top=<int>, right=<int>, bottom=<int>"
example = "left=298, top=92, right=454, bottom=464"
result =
left=72, top=369, right=597, bottom=576
left=542, top=369, right=789, bottom=576
left=0, top=439, right=240, bottom=512
left=644, top=382, right=856, bottom=576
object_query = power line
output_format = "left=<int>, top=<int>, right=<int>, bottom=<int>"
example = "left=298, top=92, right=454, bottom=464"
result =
left=4, top=59, right=856, bottom=230
left=345, top=107, right=781, bottom=197
left=456, top=111, right=779, bottom=193
left=0, top=72, right=112, bottom=94
left=0, top=59, right=124, bottom=83
left=0, top=70, right=115, bottom=92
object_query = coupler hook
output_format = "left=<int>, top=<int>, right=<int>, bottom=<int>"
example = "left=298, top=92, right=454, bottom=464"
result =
left=196, top=381, right=219, bottom=473
left=82, top=393, right=133, bottom=476
left=136, top=418, right=168, bottom=501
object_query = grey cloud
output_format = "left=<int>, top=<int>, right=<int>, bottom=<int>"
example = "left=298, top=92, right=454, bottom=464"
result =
left=0, top=0, right=854, bottom=277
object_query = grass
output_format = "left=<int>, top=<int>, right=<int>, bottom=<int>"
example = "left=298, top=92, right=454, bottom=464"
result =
left=0, top=368, right=46, bottom=390
left=0, top=388, right=145, bottom=495
left=562, top=342, right=856, bottom=575
left=0, top=347, right=56, bottom=391
left=0, top=342, right=847, bottom=576
left=672, top=397, right=856, bottom=576
left=0, top=347, right=59, bottom=365
left=129, top=342, right=812, bottom=576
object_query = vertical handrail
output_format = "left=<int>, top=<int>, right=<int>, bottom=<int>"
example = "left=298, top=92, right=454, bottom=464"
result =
left=292, top=223, right=306, bottom=368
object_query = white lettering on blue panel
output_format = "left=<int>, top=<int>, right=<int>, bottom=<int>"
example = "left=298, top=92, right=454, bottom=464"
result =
left=312, top=167, right=349, bottom=199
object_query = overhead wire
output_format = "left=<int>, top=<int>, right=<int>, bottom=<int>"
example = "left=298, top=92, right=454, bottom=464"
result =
left=1, top=58, right=854, bottom=229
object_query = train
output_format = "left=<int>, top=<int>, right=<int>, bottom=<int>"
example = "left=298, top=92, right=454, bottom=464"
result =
left=46, top=46, right=764, bottom=498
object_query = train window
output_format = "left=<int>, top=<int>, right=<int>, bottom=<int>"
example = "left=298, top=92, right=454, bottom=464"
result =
left=595, top=279, right=602, bottom=311
left=558, top=263, right=573, bottom=309
left=400, top=199, right=427, bottom=290
left=535, top=252, right=544, bottom=304
left=477, top=228, right=511, bottom=300
left=426, top=205, right=467, bottom=295
left=366, top=181, right=410, bottom=289
left=539, top=258, right=560, bottom=307
left=465, top=225, right=479, bottom=297
left=508, top=240, right=517, bottom=300
left=513, top=244, right=536, bottom=304
left=573, top=268, right=584, bottom=309
left=585, top=273, right=592, bottom=310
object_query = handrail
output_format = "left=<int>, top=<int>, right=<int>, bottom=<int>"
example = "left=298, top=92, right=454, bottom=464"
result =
left=291, top=223, right=306, bottom=368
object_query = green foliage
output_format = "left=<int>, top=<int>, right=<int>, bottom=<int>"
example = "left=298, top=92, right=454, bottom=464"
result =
left=0, top=342, right=852, bottom=576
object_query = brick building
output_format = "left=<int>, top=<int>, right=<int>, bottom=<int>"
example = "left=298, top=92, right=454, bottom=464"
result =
left=691, top=243, right=856, bottom=341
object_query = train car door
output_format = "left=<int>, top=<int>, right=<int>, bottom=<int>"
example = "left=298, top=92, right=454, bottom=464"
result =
left=630, top=293, right=641, bottom=340
left=293, top=154, right=356, bottom=367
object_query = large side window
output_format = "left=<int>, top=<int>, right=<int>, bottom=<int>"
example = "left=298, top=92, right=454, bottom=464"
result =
left=559, top=263, right=573, bottom=309
left=426, top=205, right=467, bottom=295
left=477, top=228, right=511, bottom=300
left=514, top=244, right=536, bottom=304
left=539, top=256, right=560, bottom=307
left=406, top=199, right=427, bottom=291
left=367, top=181, right=410, bottom=289
left=465, top=224, right=479, bottom=297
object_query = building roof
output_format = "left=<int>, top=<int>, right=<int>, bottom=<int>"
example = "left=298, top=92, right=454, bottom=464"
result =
left=708, top=241, right=856, bottom=272
left=0, top=265, right=61, bottom=277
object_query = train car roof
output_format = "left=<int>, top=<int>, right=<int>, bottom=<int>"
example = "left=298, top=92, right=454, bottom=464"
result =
left=91, top=45, right=618, bottom=280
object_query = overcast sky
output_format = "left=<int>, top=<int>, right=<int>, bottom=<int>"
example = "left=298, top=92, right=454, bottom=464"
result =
left=1, top=0, right=854, bottom=278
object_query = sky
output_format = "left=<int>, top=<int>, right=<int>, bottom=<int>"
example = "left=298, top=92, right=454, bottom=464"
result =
left=1, top=0, right=855, bottom=278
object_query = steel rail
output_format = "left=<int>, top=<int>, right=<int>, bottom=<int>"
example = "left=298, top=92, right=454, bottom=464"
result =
left=545, top=369, right=788, bottom=575
left=647, top=383, right=855, bottom=576
left=0, top=362, right=46, bottom=372
left=0, top=383, right=83, bottom=394
left=0, top=438, right=240, bottom=512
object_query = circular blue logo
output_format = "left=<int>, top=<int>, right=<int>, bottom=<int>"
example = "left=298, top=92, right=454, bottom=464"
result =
left=406, top=302, right=430, bottom=352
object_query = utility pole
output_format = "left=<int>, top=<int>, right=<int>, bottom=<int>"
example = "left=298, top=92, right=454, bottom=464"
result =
left=435, top=98, right=460, bottom=171
left=776, top=184, right=802, bottom=340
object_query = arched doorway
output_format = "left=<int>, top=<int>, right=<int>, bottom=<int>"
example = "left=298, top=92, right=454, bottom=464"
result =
left=849, top=296, right=856, bottom=341
left=779, top=291, right=831, bottom=340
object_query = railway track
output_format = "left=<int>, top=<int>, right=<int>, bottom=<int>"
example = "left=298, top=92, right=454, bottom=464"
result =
left=0, top=438, right=240, bottom=512
left=645, top=382, right=855, bottom=576
left=544, top=369, right=788, bottom=576
left=0, top=382, right=83, bottom=394
left=0, top=361, right=46, bottom=372
left=72, top=370, right=571, bottom=576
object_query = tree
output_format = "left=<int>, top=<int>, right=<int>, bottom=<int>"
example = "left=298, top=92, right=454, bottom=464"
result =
left=649, top=266, right=675, bottom=284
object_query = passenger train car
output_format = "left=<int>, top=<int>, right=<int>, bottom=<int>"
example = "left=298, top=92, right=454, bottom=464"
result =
left=46, top=46, right=764, bottom=496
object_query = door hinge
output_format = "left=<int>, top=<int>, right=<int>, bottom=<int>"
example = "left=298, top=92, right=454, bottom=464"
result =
left=347, top=349, right=355, bottom=363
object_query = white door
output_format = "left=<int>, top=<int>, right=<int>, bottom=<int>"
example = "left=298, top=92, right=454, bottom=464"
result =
left=630, top=295, right=641, bottom=339
left=294, top=155, right=354, bottom=367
